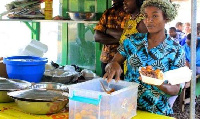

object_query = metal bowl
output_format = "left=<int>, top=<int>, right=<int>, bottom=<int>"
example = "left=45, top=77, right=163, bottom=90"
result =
left=42, top=70, right=79, bottom=84
left=8, top=89, right=68, bottom=114
left=15, top=99, right=68, bottom=115
left=0, top=91, right=14, bottom=102
left=68, top=12, right=96, bottom=21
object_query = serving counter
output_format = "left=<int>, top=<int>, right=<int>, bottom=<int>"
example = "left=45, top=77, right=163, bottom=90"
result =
left=0, top=103, right=174, bottom=119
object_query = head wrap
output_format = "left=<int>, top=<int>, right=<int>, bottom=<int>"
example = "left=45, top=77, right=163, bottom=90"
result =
left=140, top=0, right=178, bottom=22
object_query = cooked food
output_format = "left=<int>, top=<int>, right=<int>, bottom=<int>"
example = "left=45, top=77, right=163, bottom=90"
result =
left=106, top=88, right=115, bottom=94
left=140, top=66, right=163, bottom=80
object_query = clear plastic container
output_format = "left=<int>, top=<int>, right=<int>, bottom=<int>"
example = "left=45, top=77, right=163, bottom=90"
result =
left=68, top=78, right=139, bottom=119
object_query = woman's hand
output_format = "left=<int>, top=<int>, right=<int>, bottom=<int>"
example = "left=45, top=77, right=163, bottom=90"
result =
left=103, top=62, right=123, bottom=82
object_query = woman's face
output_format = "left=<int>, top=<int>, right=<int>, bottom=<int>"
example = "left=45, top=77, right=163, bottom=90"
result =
left=184, top=24, right=191, bottom=34
left=123, top=0, right=137, bottom=13
left=143, top=6, right=167, bottom=33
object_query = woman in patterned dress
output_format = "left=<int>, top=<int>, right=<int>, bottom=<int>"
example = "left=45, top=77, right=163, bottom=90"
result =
left=103, top=0, right=185, bottom=116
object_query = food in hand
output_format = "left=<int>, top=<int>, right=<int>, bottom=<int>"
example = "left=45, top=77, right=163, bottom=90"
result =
left=140, top=66, right=163, bottom=80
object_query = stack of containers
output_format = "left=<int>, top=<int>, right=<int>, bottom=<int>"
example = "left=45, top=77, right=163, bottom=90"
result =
left=68, top=78, right=139, bottom=119
left=44, top=0, right=53, bottom=20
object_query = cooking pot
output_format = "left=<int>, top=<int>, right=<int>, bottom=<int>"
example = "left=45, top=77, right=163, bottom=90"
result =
left=8, top=89, right=68, bottom=115
left=0, top=78, right=31, bottom=103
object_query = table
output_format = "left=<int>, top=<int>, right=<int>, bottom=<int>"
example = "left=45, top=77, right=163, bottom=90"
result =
left=0, top=103, right=174, bottom=119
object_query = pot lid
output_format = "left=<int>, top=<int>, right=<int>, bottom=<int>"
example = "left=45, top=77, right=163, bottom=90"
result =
left=7, top=89, right=68, bottom=102
left=0, top=78, right=32, bottom=91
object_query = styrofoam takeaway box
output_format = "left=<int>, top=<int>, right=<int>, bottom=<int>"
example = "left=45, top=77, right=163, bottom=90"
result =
left=68, top=78, right=139, bottom=119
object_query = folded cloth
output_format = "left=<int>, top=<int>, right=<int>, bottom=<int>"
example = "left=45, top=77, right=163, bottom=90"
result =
left=164, top=67, right=192, bottom=85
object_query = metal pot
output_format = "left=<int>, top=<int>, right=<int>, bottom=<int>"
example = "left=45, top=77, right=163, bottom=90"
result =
left=42, top=69, right=80, bottom=84
left=81, top=69, right=97, bottom=80
left=0, top=78, right=31, bottom=103
left=8, top=89, right=68, bottom=115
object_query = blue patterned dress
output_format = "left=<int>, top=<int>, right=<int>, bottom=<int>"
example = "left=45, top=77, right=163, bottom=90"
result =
left=118, top=33, right=185, bottom=115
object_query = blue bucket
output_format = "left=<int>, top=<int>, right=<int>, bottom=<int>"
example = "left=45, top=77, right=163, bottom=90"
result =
left=3, top=56, right=48, bottom=83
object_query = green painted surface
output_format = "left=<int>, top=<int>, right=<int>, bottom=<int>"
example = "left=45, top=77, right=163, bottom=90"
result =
left=62, top=0, right=69, bottom=19
left=196, top=81, right=200, bottom=96
left=31, top=22, right=40, bottom=40
left=61, top=23, right=68, bottom=65
left=68, top=0, right=96, bottom=12
left=61, top=0, right=68, bottom=65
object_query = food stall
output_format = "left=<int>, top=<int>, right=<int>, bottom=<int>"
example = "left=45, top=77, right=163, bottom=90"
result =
left=0, top=0, right=198, bottom=119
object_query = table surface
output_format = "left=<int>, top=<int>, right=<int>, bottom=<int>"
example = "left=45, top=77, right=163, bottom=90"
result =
left=0, top=103, right=174, bottom=119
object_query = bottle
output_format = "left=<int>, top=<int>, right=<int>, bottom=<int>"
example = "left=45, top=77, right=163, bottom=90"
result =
left=44, top=0, right=53, bottom=20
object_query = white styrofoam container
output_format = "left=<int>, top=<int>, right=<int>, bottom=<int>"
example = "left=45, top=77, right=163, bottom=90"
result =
left=68, top=78, right=139, bottom=119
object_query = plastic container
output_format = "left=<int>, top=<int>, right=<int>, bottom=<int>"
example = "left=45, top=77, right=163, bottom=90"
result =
left=21, top=40, right=48, bottom=57
left=3, top=56, right=48, bottom=83
left=68, top=78, right=139, bottom=119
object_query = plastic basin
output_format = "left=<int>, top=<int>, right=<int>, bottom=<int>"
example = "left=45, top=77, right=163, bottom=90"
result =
left=3, top=56, right=48, bottom=83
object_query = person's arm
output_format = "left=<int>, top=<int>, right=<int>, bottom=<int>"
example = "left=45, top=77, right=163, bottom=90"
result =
left=106, top=28, right=123, bottom=40
left=156, top=84, right=180, bottom=96
left=103, top=53, right=125, bottom=82
left=185, top=60, right=190, bottom=68
left=94, top=30, right=122, bottom=45
left=156, top=46, right=185, bottom=95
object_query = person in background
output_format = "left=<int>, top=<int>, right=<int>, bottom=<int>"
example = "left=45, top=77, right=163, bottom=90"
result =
left=183, top=33, right=200, bottom=99
left=175, top=22, right=186, bottom=45
left=120, top=0, right=148, bottom=75
left=184, top=22, right=191, bottom=35
left=94, top=0, right=129, bottom=77
left=103, top=0, right=185, bottom=116
left=169, top=27, right=179, bottom=43
left=183, top=33, right=200, bottom=75
left=176, top=22, right=184, bottom=33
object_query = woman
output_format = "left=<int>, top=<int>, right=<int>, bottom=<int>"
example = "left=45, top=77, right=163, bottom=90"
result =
left=120, top=0, right=147, bottom=43
left=103, top=0, right=185, bottom=116
left=121, top=0, right=148, bottom=74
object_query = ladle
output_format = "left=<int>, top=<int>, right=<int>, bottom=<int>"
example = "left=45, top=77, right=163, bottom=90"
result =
left=99, top=80, right=115, bottom=94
